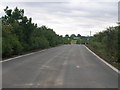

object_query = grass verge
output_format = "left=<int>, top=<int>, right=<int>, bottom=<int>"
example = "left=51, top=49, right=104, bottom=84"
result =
left=86, top=44, right=120, bottom=70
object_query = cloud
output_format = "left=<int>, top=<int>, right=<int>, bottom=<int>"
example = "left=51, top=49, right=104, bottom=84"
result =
left=1, top=0, right=119, bottom=2
left=1, top=1, right=118, bottom=36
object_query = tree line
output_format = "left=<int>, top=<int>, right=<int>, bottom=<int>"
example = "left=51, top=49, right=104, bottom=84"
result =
left=73, top=26, right=119, bottom=68
left=2, top=7, right=70, bottom=58
left=87, top=26, right=119, bottom=64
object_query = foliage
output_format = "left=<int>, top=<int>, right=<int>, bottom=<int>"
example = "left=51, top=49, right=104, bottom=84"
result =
left=71, top=40, right=77, bottom=44
left=70, top=34, right=76, bottom=39
left=89, top=26, right=118, bottom=63
left=76, top=39, right=80, bottom=44
left=2, top=6, right=69, bottom=58
left=118, top=26, right=120, bottom=62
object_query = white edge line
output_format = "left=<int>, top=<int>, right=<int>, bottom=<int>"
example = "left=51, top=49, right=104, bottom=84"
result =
left=84, top=45, right=119, bottom=73
left=1, top=45, right=61, bottom=63
left=1, top=49, right=46, bottom=63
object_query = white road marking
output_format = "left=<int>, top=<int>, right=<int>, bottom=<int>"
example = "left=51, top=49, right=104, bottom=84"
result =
left=2, top=49, right=46, bottom=62
left=76, top=65, right=80, bottom=68
left=2, top=45, right=62, bottom=63
left=84, top=45, right=119, bottom=73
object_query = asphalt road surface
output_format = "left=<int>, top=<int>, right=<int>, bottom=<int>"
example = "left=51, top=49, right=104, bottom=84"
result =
left=2, top=45, right=118, bottom=88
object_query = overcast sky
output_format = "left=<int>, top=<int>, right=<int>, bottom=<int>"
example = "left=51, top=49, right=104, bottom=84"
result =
left=0, top=0, right=119, bottom=36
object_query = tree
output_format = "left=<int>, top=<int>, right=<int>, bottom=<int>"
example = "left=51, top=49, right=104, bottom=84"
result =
left=65, top=34, right=69, bottom=38
left=70, top=34, right=76, bottom=39
left=118, top=26, right=120, bottom=62
left=89, top=26, right=118, bottom=63
left=2, top=6, right=69, bottom=58
left=77, top=34, right=81, bottom=38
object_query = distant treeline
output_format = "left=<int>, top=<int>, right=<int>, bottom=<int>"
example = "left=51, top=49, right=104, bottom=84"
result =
left=2, top=7, right=70, bottom=58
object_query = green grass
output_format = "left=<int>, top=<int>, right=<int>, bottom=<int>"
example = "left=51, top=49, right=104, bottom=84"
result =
left=71, top=40, right=77, bottom=44
left=86, top=44, right=120, bottom=70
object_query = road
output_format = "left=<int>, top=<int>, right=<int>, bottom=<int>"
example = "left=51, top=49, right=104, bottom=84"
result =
left=2, top=45, right=118, bottom=88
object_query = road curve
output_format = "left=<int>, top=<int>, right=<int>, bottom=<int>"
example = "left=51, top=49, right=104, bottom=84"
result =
left=2, top=45, right=118, bottom=88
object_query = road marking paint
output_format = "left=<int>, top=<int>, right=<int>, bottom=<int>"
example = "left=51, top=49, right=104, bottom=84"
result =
left=2, top=45, right=63, bottom=63
left=2, top=49, right=46, bottom=63
left=84, top=45, right=119, bottom=73
left=76, top=65, right=80, bottom=68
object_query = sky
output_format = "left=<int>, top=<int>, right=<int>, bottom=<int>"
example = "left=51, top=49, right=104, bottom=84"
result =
left=0, top=0, right=119, bottom=36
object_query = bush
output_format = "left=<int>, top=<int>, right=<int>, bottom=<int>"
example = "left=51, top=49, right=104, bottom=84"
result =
left=2, top=35, right=23, bottom=57
left=31, top=36, right=49, bottom=49
left=2, top=6, right=69, bottom=58
left=76, top=39, right=81, bottom=44
left=89, top=26, right=118, bottom=62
